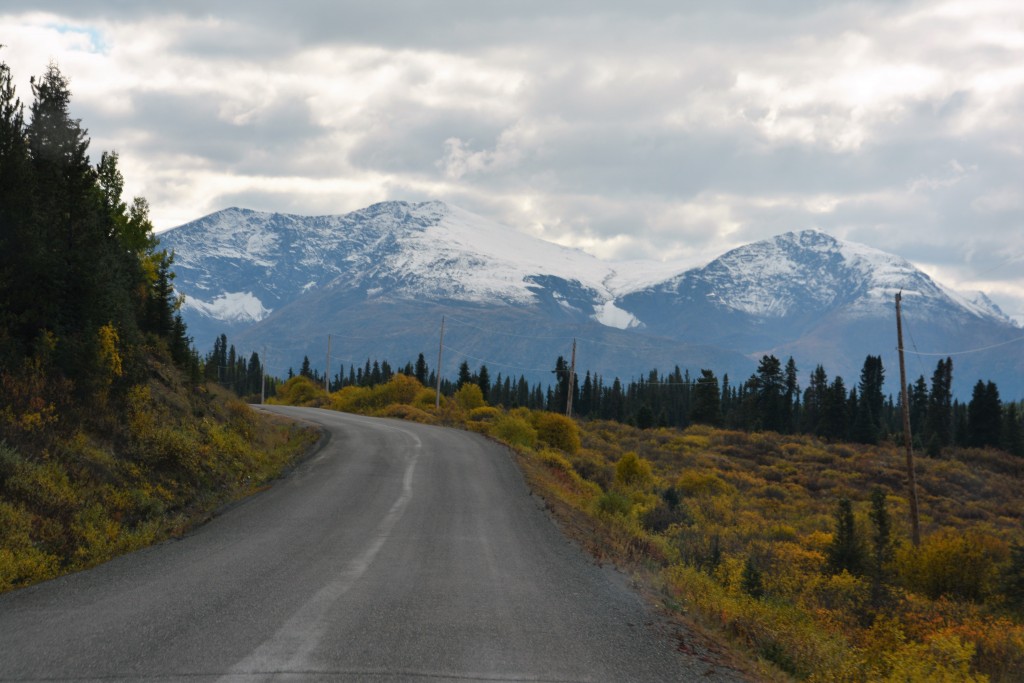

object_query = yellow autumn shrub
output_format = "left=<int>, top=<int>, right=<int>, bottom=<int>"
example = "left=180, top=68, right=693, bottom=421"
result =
left=615, top=451, right=654, bottom=490
left=532, top=411, right=581, bottom=454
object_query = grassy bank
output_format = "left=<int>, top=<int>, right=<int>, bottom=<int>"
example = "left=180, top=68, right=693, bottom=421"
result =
left=0, top=354, right=318, bottom=594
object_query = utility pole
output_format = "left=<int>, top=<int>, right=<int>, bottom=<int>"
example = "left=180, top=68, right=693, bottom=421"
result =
left=260, top=346, right=266, bottom=405
left=895, top=291, right=921, bottom=547
left=325, top=334, right=332, bottom=393
left=435, top=316, right=445, bottom=409
left=566, top=338, right=576, bottom=417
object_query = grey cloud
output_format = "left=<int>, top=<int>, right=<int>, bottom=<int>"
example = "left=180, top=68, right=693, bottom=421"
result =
left=80, top=90, right=335, bottom=176
left=6, top=0, right=1019, bottom=318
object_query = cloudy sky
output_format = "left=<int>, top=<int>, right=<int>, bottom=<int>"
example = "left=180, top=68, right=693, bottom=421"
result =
left=2, top=1, right=1022, bottom=322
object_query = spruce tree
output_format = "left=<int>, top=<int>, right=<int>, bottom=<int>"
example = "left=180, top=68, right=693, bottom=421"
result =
left=925, top=357, right=954, bottom=453
left=414, top=353, right=428, bottom=385
left=690, top=369, right=721, bottom=426
left=1003, top=403, right=1023, bottom=457
left=477, top=364, right=490, bottom=399
left=783, top=356, right=799, bottom=433
left=868, top=488, right=893, bottom=609
left=826, top=498, right=864, bottom=575
left=456, top=360, right=472, bottom=390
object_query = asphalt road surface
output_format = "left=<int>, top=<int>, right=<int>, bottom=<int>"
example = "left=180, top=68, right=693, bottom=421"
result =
left=0, top=406, right=744, bottom=682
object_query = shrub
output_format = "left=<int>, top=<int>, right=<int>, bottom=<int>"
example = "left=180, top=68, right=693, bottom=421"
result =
left=468, top=406, right=501, bottom=422
left=596, top=490, right=633, bottom=517
left=377, top=404, right=436, bottom=424
left=453, top=383, right=485, bottom=411
left=675, top=470, right=732, bottom=497
left=532, top=412, right=581, bottom=454
left=640, top=501, right=690, bottom=533
left=374, top=374, right=423, bottom=406
left=489, top=414, right=537, bottom=449
left=412, top=388, right=439, bottom=412
left=272, top=375, right=326, bottom=407
left=896, top=528, right=1008, bottom=602
left=614, top=451, right=654, bottom=490
left=537, top=448, right=574, bottom=473
left=569, top=449, right=613, bottom=489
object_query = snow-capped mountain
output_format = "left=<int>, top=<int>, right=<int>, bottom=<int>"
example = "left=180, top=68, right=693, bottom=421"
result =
left=159, top=201, right=1023, bottom=399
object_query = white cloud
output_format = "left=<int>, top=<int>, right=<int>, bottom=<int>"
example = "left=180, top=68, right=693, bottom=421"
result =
left=0, top=1, right=1021, bottom=317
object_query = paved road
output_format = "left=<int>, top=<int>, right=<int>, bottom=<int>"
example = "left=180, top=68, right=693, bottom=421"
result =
left=0, top=407, right=743, bottom=682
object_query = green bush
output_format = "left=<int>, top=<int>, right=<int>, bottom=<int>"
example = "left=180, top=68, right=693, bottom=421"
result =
left=596, top=490, right=633, bottom=517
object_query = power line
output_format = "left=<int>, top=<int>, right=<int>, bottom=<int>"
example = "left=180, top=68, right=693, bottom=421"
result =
left=441, top=343, right=557, bottom=374
left=444, top=315, right=570, bottom=342
left=902, top=334, right=1024, bottom=357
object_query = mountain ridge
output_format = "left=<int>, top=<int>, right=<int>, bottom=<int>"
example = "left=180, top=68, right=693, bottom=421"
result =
left=159, top=200, right=1023, bottom=399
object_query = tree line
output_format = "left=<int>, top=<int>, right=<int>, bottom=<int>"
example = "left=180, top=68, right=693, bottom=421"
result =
left=0, top=57, right=195, bottom=440
left=550, top=353, right=1022, bottom=457
left=213, top=331, right=1022, bottom=458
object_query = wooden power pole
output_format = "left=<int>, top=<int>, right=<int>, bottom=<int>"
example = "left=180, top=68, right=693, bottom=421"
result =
left=895, top=291, right=921, bottom=547
left=565, top=338, right=576, bottom=417
left=325, top=334, right=332, bottom=393
left=260, top=346, right=266, bottom=405
left=435, top=316, right=445, bottom=409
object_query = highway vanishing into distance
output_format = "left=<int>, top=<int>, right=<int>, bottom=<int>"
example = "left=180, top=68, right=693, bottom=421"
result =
left=0, top=407, right=745, bottom=682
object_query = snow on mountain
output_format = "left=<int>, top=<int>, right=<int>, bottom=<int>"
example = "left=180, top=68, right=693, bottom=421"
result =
left=161, top=206, right=1015, bottom=336
left=165, top=201, right=617, bottom=311
left=337, top=201, right=614, bottom=304
left=616, top=229, right=976, bottom=322
left=160, top=202, right=1023, bottom=398
left=593, top=300, right=642, bottom=329
left=183, top=291, right=271, bottom=323
left=939, top=286, right=1019, bottom=326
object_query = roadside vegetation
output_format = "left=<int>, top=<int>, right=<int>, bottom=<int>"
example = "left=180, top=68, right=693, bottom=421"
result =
left=273, top=372, right=1024, bottom=682
left=0, top=58, right=316, bottom=594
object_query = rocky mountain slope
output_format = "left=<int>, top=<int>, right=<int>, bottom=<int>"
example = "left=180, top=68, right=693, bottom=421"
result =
left=159, top=201, right=1023, bottom=399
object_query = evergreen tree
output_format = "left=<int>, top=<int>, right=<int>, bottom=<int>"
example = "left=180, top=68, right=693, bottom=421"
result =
left=819, top=376, right=849, bottom=441
left=755, top=355, right=785, bottom=432
left=741, top=556, right=765, bottom=599
left=909, top=375, right=929, bottom=446
left=247, top=352, right=261, bottom=396
left=826, top=498, right=864, bottom=575
left=783, top=356, right=800, bottom=433
left=690, top=369, right=721, bottom=426
left=456, top=360, right=472, bottom=390
left=967, top=380, right=1002, bottom=448
left=868, top=488, right=894, bottom=609
left=803, top=365, right=829, bottom=434
left=551, top=356, right=571, bottom=414
left=414, top=353, right=428, bottom=385
left=477, top=364, right=491, bottom=399
left=1003, top=403, right=1023, bottom=457
left=853, top=356, right=885, bottom=444
left=0, top=55, right=35, bottom=364
left=925, top=357, right=954, bottom=454
left=300, top=356, right=313, bottom=379
left=720, top=373, right=731, bottom=421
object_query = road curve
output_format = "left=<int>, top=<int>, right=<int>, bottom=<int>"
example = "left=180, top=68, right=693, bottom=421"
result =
left=0, top=407, right=743, bottom=682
